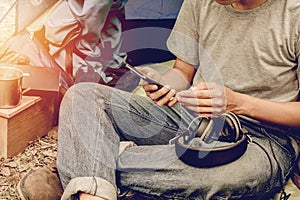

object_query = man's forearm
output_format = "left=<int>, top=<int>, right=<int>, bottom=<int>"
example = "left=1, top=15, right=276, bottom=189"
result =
left=231, top=92, right=300, bottom=129
left=161, top=58, right=196, bottom=92
left=161, top=68, right=192, bottom=92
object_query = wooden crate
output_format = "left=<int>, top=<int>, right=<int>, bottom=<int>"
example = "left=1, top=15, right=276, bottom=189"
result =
left=0, top=95, right=56, bottom=158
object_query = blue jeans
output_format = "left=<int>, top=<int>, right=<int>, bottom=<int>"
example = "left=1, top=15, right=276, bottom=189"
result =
left=57, top=83, right=296, bottom=200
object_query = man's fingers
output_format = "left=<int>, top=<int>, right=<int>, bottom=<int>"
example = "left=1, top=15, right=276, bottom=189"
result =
left=177, top=88, right=211, bottom=98
left=183, top=104, right=225, bottom=117
left=180, top=98, right=212, bottom=107
left=155, top=88, right=177, bottom=106
left=147, top=85, right=170, bottom=101
left=143, top=84, right=159, bottom=92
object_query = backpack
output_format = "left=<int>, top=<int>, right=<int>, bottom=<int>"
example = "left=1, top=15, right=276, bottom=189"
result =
left=0, top=0, right=139, bottom=93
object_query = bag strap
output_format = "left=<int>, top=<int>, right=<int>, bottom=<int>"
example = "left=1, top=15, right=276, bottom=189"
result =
left=26, top=0, right=82, bottom=79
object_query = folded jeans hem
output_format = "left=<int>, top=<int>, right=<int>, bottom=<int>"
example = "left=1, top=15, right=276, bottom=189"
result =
left=61, top=176, right=117, bottom=200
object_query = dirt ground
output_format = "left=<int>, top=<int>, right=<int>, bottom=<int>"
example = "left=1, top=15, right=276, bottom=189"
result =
left=0, top=1, right=58, bottom=199
left=0, top=128, right=58, bottom=200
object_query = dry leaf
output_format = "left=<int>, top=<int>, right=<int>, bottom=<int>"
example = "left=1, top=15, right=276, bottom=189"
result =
left=18, top=165, right=29, bottom=173
left=0, top=128, right=57, bottom=199
left=4, top=162, right=17, bottom=168
left=40, top=141, right=53, bottom=149
left=7, top=174, right=19, bottom=183
left=43, top=150, right=56, bottom=158
left=0, top=178, right=7, bottom=185
left=31, top=149, right=38, bottom=156
left=0, top=167, right=11, bottom=177
left=48, top=126, right=59, bottom=140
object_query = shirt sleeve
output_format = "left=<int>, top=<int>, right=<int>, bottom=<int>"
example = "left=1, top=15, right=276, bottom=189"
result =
left=167, top=0, right=199, bottom=66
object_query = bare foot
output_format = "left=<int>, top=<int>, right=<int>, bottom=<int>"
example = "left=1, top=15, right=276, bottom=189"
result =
left=79, top=192, right=106, bottom=200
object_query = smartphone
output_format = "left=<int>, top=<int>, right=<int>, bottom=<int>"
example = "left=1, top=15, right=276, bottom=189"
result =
left=123, top=62, right=163, bottom=89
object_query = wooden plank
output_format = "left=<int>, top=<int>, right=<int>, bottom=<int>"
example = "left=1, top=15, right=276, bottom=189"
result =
left=0, top=119, right=8, bottom=157
left=0, top=96, right=41, bottom=118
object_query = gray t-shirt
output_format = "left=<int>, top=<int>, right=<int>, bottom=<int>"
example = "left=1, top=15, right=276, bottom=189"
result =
left=167, top=0, right=300, bottom=102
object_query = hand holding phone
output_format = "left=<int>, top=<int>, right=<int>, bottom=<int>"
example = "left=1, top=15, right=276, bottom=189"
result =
left=122, top=62, right=163, bottom=89
left=122, top=61, right=178, bottom=106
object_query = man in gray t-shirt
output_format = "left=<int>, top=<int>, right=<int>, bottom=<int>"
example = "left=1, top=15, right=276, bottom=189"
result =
left=18, top=0, right=300, bottom=199
left=167, top=0, right=300, bottom=102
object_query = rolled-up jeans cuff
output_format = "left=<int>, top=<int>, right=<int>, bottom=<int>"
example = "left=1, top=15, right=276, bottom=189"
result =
left=61, top=177, right=117, bottom=200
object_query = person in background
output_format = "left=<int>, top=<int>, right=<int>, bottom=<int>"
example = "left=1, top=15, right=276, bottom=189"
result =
left=18, top=0, right=300, bottom=199
left=45, top=0, right=133, bottom=88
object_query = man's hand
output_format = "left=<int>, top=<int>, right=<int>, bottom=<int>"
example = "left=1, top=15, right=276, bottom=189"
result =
left=144, top=84, right=177, bottom=107
left=176, top=82, right=237, bottom=117
left=139, top=67, right=177, bottom=107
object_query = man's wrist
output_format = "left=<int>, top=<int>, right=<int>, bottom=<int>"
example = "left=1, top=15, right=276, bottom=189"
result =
left=228, top=92, right=251, bottom=117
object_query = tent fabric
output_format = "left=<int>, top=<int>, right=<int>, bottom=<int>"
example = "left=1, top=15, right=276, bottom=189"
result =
left=15, top=0, right=58, bottom=33
left=125, top=0, right=183, bottom=20
left=5, top=0, right=135, bottom=92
